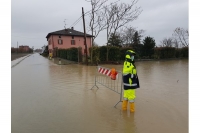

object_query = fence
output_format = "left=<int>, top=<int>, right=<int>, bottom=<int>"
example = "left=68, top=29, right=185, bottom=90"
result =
left=90, top=66, right=123, bottom=107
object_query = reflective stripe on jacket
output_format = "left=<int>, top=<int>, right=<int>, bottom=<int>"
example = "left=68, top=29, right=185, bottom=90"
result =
left=123, top=61, right=140, bottom=90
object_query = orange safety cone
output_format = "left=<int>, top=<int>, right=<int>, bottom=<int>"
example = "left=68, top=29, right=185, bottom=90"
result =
left=110, top=68, right=117, bottom=80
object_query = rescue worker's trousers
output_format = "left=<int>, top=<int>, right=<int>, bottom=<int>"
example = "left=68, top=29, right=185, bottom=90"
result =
left=122, top=89, right=136, bottom=112
left=123, top=89, right=136, bottom=102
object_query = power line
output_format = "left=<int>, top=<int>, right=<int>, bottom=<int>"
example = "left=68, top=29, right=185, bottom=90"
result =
left=69, top=0, right=120, bottom=28
left=70, top=16, right=83, bottom=28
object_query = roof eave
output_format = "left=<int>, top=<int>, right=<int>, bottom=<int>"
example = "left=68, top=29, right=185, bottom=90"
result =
left=46, top=33, right=93, bottom=38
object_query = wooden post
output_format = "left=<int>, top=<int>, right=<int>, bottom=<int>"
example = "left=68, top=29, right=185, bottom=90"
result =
left=82, top=7, right=88, bottom=65
left=17, top=41, right=18, bottom=54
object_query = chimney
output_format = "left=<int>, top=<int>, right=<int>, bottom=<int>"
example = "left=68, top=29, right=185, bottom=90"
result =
left=71, top=27, right=74, bottom=30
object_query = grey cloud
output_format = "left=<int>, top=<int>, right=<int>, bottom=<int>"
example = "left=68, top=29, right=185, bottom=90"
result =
left=11, top=0, right=188, bottom=49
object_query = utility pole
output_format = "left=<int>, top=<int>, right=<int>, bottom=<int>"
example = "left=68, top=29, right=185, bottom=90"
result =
left=82, top=7, right=88, bottom=65
left=17, top=41, right=18, bottom=54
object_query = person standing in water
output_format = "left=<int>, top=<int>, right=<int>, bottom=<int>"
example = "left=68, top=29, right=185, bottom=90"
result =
left=122, top=50, right=140, bottom=112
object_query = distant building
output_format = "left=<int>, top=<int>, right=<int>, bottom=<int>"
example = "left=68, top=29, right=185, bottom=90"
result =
left=46, top=27, right=93, bottom=57
left=19, top=45, right=30, bottom=52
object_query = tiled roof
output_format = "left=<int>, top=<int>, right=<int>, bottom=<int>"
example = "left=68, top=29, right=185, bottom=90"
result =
left=46, top=28, right=93, bottom=39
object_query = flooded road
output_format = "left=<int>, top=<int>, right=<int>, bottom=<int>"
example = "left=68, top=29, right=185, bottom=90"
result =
left=11, top=53, right=188, bottom=133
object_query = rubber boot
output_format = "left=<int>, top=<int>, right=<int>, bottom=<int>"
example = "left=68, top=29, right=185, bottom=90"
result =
left=130, top=102, right=135, bottom=112
left=122, top=100, right=128, bottom=111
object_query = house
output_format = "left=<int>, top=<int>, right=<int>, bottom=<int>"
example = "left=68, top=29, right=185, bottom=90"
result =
left=18, top=45, right=30, bottom=53
left=46, top=27, right=93, bottom=57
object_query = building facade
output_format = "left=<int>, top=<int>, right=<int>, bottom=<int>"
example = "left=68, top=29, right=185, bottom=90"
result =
left=46, top=27, right=93, bottom=57
left=18, top=45, right=30, bottom=52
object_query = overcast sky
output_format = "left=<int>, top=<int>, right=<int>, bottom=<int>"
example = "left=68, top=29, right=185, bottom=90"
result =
left=11, top=0, right=188, bottom=49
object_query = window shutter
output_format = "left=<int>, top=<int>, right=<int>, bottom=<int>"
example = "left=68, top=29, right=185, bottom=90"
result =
left=71, top=40, right=76, bottom=45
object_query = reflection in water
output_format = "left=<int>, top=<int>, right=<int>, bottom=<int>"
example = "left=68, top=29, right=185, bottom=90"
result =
left=11, top=54, right=188, bottom=133
left=120, top=111, right=137, bottom=133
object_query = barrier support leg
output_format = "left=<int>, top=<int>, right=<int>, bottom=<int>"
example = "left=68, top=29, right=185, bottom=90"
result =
left=90, top=84, right=99, bottom=90
left=114, top=100, right=122, bottom=108
left=91, top=74, right=99, bottom=90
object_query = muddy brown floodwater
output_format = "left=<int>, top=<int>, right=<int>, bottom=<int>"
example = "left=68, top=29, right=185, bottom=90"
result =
left=11, top=53, right=188, bottom=133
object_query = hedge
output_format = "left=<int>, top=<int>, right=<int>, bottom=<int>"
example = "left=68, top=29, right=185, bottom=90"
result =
left=56, top=46, right=188, bottom=63
left=57, top=47, right=80, bottom=61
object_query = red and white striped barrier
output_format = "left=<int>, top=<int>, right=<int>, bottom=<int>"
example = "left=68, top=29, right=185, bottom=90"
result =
left=98, top=66, right=118, bottom=77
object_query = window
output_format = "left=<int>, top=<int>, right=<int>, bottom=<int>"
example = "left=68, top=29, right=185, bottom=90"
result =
left=71, top=40, right=75, bottom=45
left=72, top=36, right=74, bottom=39
left=58, top=39, right=63, bottom=44
left=59, top=36, right=61, bottom=38
left=48, top=40, right=51, bottom=45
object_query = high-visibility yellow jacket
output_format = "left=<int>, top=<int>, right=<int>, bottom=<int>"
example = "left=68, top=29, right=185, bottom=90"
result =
left=123, top=60, right=139, bottom=90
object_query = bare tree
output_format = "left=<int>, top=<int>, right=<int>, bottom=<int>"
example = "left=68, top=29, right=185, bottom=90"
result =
left=173, top=38, right=179, bottom=48
left=104, top=0, right=142, bottom=40
left=86, top=0, right=108, bottom=64
left=172, top=27, right=189, bottom=47
left=121, top=26, right=137, bottom=46
left=86, top=0, right=108, bottom=39
left=119, top=26, right=144, bottom=47
left=102, top=0, right=142, bottom=61
left=160, top=37, right=173, bottom=47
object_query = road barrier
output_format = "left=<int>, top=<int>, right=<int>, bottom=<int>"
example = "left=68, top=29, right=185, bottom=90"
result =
left=91, top=66, right=123, bottom=107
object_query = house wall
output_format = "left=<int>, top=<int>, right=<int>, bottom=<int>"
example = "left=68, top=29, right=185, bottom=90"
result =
left=24, top=46, right=29, bottom=52
left=48, top=35, right=92, bottom=55
left=18, top=46, right=30, bottom=52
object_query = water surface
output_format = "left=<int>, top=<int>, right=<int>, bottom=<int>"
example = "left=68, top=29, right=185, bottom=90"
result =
left=12, top=53, right=188, bottom=133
